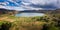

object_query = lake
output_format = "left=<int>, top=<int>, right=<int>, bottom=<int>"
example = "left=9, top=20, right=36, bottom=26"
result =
left=15, top=13, right=44, bottom=17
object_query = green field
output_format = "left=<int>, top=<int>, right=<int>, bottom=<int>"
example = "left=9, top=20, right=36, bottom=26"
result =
left=0, top=14, right=60, bottom=30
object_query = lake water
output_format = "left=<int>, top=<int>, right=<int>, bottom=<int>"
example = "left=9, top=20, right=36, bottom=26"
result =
left=15, top=13, right=44, bottom=17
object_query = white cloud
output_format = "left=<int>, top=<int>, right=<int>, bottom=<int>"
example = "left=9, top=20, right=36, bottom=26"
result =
left=0, top=5, right=26, bottom=11
left=0, top=2, right=8, bottom=5
left=8, top=0, right=20, bottom=6
left=0, top=0, right=60, bottom=10
left=21, top=0, right=60, bottom=9
left=22, top=0, right=58, bottom=5
left=21, top=2, right=31, bottom=5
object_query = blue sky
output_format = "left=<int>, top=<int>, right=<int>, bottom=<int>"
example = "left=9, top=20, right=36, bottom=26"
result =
left=0, top=0, right=60, bottom=11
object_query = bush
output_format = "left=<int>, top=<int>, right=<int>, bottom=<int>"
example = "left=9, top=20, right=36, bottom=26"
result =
left=0, top=21, right=12, bottom=30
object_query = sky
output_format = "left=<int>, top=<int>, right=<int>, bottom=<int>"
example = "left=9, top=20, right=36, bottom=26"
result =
left=0, top=0, right=60, bottom=11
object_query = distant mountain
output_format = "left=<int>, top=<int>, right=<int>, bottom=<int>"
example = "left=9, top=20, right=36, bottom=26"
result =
left=0, top=8, right=60, bottom=14
left=18, top=9, right=60, bottom=13
left=0, top=8, right=17, bottom=14
left=0, top=8, right=15, bottom=10
left=0, top=8, right=60, bottom=11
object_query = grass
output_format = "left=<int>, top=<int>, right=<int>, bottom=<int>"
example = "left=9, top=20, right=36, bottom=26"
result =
left=0, top=15, right=59, bottom=30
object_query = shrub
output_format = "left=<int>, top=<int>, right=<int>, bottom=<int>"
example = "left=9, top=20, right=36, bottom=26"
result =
left=0, top=21, right=12, bottom=30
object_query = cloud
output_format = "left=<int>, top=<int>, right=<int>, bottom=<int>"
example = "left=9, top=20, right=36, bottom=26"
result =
left=22, top=0, right=58, bottom=5
left=0, top=5, right=26, bottom=11
left=0, top=2, right=7, bottom=5
left=0, top=0, right=60, bottom=10
left=8, top=0, right=20, bottom=6
left=21, top=0, right=60, bottom=9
